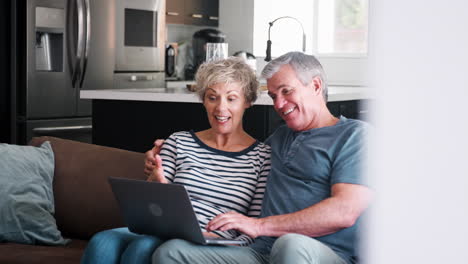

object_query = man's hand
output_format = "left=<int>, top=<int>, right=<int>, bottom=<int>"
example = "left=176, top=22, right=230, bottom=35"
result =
left=202, top=232, right=220, bottom=238
left=206, top=212, right=263, bottom=239
left=146, top=154, right=168, bottom=183
left=143, top=139, right=164, bottom=176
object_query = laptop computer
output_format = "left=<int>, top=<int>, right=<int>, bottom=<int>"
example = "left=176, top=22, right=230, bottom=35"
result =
left=108, top=177, right=246, bottom=245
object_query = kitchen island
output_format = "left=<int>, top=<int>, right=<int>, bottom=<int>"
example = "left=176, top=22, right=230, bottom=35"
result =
left=81, top=86, right=373, bottom=152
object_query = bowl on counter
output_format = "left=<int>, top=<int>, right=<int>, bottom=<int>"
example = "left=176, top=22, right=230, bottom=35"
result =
left=186, top=84, right=198, bottom=92
left=166, top=80, right=197, bottom=92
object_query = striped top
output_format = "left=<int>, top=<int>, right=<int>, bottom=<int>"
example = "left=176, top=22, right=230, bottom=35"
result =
left=160, top=131, right=271, bottom=244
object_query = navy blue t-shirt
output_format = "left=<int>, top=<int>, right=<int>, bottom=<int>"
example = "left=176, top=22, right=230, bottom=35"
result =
left=250, top=116, right=369, bottom=264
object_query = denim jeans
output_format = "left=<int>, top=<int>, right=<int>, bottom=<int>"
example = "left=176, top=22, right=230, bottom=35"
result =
left=151, top=233, right=347, bottom=264
left=81, top=227, right=164, bottom=264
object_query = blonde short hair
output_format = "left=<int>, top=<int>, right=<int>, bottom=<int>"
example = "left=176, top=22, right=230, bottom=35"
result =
left=195, top=57, right=259, bottom=104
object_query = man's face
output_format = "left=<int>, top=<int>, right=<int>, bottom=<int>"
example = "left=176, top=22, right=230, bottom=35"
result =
left=267, top=64, right=324, bottom=131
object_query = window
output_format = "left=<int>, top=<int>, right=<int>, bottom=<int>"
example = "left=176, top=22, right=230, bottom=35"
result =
left=317, top=0, right=368, bottom=55
left=253, top=0, right=368, bottom=57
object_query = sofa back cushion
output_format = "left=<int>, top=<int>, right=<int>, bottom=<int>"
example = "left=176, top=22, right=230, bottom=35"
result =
left=29, top=137, right=146, bottom=240
left=0, top=141, right=69, bottom=245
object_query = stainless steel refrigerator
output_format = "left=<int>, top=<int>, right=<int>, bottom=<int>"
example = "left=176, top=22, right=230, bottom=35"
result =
left=11, top=0, right=115, bottom=144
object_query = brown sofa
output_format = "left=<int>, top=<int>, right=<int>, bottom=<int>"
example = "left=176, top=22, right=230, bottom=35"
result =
left=0, top=136, right=147, bottom=264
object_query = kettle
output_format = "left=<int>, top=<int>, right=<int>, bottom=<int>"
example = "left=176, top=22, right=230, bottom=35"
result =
left=233, top=51, right=257, bottom=72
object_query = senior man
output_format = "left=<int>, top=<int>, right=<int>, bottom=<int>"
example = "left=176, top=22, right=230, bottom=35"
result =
left=144, top=52, right=372, bottom=264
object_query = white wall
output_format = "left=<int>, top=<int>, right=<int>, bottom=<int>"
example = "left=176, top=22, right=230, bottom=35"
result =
left=166, top=24, right=210, bottom=44
left=218, top=0, right=255, bottom=55
left=364, top=0, right=468, bottom=263
left=319, top=56, right=368, bottom=86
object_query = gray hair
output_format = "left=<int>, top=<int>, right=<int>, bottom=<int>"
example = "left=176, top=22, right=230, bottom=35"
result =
left=195, top=57, right=259, bottom=104
left=261, top=52, right=328, bottom=102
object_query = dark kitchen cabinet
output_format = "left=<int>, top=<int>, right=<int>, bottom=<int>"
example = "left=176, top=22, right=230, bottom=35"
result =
left=91, top=99, right=371, bottom=153
left=327, top=100, right=372, bottom=123
left=185, top=0, right=219, bottom=26
left=166, top=0, right=185, bottom=24
left=92, top=100, right=262, bottom=153
left=265, top=100, right=371, bottom=137
left=166, top=0, right=219, bottom=26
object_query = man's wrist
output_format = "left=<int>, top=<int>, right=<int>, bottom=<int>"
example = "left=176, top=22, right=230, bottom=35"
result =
left=256, top=217, right=268, bottom=238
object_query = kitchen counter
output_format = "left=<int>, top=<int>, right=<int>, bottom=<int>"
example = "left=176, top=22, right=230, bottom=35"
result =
left=80, top=86, right=372, bottom=105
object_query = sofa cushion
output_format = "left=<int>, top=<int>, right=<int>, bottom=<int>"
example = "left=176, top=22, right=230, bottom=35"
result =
left=29, top=137, right=147, bottom=240
left=0, top=141, right=69, bottom=245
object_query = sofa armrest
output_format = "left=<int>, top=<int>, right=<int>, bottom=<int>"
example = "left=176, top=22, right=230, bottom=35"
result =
left=29, top=137, right=146, bottom=240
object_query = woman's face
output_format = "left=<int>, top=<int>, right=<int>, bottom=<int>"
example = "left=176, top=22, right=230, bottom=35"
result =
left=203, top=82, right=250, bottom=136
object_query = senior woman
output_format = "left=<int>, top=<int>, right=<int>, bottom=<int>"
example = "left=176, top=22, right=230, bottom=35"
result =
left=81, top=57, right=271, bottom=264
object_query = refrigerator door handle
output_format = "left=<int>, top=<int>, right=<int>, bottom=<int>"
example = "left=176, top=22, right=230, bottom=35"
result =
left=71, top=0, right=85, bottom=88
left=79, top=0, right=90, bottom=88
left=66, top=0, right=76, bottom=86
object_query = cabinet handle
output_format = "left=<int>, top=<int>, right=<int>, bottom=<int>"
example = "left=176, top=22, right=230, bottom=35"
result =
left=167, top=12, right=179, bottom=16
left=209, top=16, right=219, bottom=20
left=33, top=125, right=92, bottom=134
left=129, top=75, right=154, bottom=82
left=191, top=14, right=203, bottom=18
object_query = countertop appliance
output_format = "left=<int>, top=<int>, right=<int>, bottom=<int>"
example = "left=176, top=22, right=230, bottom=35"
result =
left=165, top=44, right=176, bottom=77
left=185, top=28, right=225, bottom=80
left=115, top=0, right=165, bottom=72
left=114, top=0, right=166, bottom=90
left=10, top=0, right=115, bottom=144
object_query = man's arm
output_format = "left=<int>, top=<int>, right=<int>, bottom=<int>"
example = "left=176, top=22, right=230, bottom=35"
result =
left=258, top=183, right=372, bottom=237
left=207, top=183, right=372, bottom=238
left=147, top=154, right=168, bottom=183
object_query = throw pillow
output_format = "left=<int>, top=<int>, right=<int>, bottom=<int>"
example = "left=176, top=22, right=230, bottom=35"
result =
left=0, top=141, right=69, bottom=245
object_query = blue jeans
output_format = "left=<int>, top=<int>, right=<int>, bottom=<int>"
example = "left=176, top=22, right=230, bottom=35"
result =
left=81, top=227, right=164, bottom=264
left=151, top=234, right=347, bottom=264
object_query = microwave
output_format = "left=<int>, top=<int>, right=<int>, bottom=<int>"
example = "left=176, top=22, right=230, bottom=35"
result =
left=115, top=0, right=165, bottom=72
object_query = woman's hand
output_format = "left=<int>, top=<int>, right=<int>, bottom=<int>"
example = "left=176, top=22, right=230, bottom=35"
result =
left=146, top=154, right=168, bottom=183
left=144, top=139, right=165, bottom=176
left=206, top=212, right=263, bottom=239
